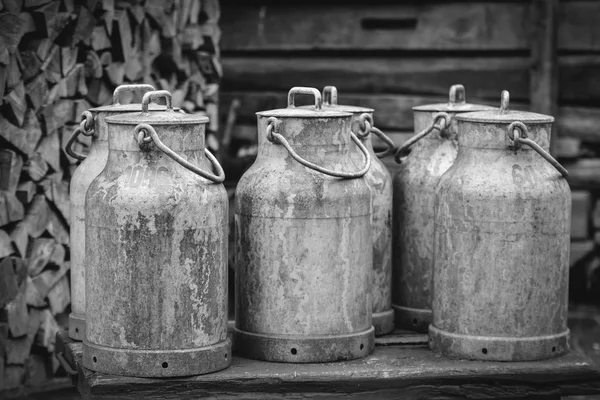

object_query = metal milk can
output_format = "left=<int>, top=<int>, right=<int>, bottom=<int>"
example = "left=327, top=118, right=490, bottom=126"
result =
left=320, top=86, right=395, bottom=336
left=234, top=87, right=374, bottom=363
left=392, top=85, right=494, bottom=333
left=65, top=84, right=164, bottom=341
left=430, top=90, right=571, bottom=361
left=82, top=90, right=230, bottom=377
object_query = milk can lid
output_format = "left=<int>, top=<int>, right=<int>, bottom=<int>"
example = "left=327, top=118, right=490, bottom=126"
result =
left=106, top=90, right=208, bottom=125
left=456, top=91, right=554, bottom=124
left=412, top=84, right=496, bottom=113
left=89, top=84, right=180, bottom=113
left=256, top=87, right=352, bottom=119
left=308, top=86, right=374, bottom=114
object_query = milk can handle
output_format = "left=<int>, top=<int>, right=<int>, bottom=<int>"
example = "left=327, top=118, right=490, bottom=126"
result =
left=64, top=111, right=95, bottom=161
left=113, top=84, right=156, bottom=105
left=266, top=117, right=371, bottom=179
left=141, top=90, right=173, bottom=113
left=288, top=87, right=322, bottom=109
left=394, top=112, right=451, bottom=163
left=323, top=86, right=338, bottom=106
left=134, top=123, right=225, bottom=183
left=356, top=113, right=395, bottom=158
left=507, top=121, right=568, bottom=178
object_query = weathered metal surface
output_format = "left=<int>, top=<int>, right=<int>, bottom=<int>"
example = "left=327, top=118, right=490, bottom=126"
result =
left=392, top=85, right=494, bottom=333
left=319, top=86, right=394, bottom=336
left=67, top=84, right=157, bottom=341
left=430, top=91, right=571, bottom=361
left=83, top=91, right=230, bottom=377
left=235, top=87, right=374, bottom=363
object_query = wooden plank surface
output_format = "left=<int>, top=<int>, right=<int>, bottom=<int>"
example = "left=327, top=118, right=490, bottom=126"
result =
left=63, top=336, right=600, bottom=400
left=220, top=3, right=530, bottom=51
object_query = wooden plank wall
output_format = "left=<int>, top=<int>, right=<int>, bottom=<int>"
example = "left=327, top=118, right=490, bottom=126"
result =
left=218, top=0, right=600, bottom=285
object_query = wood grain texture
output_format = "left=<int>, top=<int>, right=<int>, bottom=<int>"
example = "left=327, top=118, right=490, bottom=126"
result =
left=220, top=2, right=600, bottom=52
left=63, top=339, right=600, bottom=400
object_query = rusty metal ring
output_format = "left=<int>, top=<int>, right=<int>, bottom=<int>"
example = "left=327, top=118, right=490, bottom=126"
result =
left=356, top=113, right=374, bottom=139
left=64, top=127, right=87, bottom=161
left=266, top=117, right=281, bottom=142
left=80, top=111, right=95, bottom=136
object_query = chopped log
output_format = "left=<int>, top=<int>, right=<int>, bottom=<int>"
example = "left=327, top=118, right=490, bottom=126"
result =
left=189, top=0, right=201, bottom=24
left=31, top=3, right=73, bottom=41
left=91, top=25, right=112, bottom=51
left=31, top=260, right=69, bottom=298
left=24, top=0, right=53, bottom=8
left=9, top=222, right=28, bottom=258
left=41, top=45, right=62, bottom=84
left=86, top=77, right=112, bottom=105
left=2, top=0, right=23, bottom=13
left=40, top=98, right=75, bottom=135
left=47, top=275, right=70, bottom=315
left=18, top=51, right=43, bottom=83
left=72, top=98, right=92, bottom=119
left=36, top=131, right=61, bottom=172
left=84, top=50, right=103, bottom=80
left=36, top=309, right=60, bottom=352
left=146, top=2, right=176, bottom=38
left=0, top=12, right=27, bottom=53
left=24, top=153, right=49, bottom=182
left=27, top=238, right=57, bottom=276
left=5, top=333, right=34, bottom=365
left=0, top=149, right=23, bottom=192
left=0, top=257, right=19, bottom=308
left=4, top=80, right=27, bottom=126
left=18, top=11, right=36, bottom=33
left=111, top=9, right=133, bottom=62
left=3, top=366, right=25, bottom=390
left=62, top=0, right=75, bottom=12
left=0, top=190, right=25, bottom=226
left=60, top=46, right=79, bottom=76
left=129, top=3, right=145, bottom=24
left=16, top=181, right=36, bottom=205
left=0, top=63, right=7, bottom=103
left=25, top=276, right=47, bottom=307
left=42, top=180, right=69, bottom=223
left=7, top=110, right=43, bottom=156
left=6, top=277, right=28, bottom=337
left=20, top=194, right=50, bottom=239
left=65, top=5, right=95, bottom=46
left=5, top=51, right=21, bottom=90
left=0, top=230, right=13, bottom=258
left=46, top=208, right=69, bottom=245
left=105, top=62, right=125, bottom=86
left=25, top=74, right=49, bottom=112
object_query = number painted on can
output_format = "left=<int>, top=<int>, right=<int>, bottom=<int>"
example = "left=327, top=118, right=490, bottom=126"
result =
left=512, top=164, right=537, bottom=187
left=123, top=165, right=171, bottom=188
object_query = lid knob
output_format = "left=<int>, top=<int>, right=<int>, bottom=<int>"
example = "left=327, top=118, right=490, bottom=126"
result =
left=323, top=86, right=338, bottom=106
left=288, top=87, right=322, bottom=110
left=500, top=90, right=510, bottom=113
left=449, top=84, right=466, bottom=105
left=113, top=84, right=156, bottom=105
left=141, top=90, right=173, bottom=113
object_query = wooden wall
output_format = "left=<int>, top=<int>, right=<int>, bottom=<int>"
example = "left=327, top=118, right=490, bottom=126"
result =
left=218, top=0, right=600, bottom=299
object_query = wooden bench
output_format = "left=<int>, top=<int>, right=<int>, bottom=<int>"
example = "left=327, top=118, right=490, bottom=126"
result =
left=56, top=330, right=600, bottom=399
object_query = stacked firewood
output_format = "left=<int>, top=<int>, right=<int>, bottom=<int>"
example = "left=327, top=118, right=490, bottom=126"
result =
left=0, top=0, right=221, bottom=392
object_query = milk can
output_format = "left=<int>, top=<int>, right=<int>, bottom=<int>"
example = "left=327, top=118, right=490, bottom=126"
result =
left=319, top=86, right=395, bottom=336
left=430, top=90, right=571, bottom=361
left=235, top=87, right=374, bottom=363
left=83, top=90, right=230, bottom=377
left=65, top=84, right=164, bottom=341
left=392, top=85, right=494, bottom=333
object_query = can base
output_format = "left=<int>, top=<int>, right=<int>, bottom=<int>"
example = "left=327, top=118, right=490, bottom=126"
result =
left=392, top=304, right=431, bottom=333
left=68, top=313, right=85, bottom=341
left=373, top=309, right=395, bottom=336
left=83, top=338, right=231, bottom=377
left=429, top=324, right=570, bottom=361
left=234, top=327, right=374, bottom=363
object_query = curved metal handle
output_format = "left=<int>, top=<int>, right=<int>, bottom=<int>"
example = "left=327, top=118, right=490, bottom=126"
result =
left=64, top=111, right=95, bottom=161
left=507, top=121, right=568, bottom=178
left=134, top=123, right=225, bottom=183
left=266, top=117, right=370, bottom=179
left=394, top=112, right=451, bottom=163
left=113, top=84, right=156, bottom=105
left=356, top=113, right=395, bottom=158
left=141, top=90, right=173, bottom=113
left=449, top=84, right=466, bottom=105
left=288, top=87, right=322, bottom=109
left=323, top=86, right=338, bottom=106
left=56, top=352, right=78, bottom=376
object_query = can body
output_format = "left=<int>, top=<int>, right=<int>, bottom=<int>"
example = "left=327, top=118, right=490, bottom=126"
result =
left=430, top=118, right=571, bottom=361
left=392, top=111, right=458, bottom=332
left=83, top=116, right=230, bottom=377
left=68, top=118, right=107, bottom=341
left=352, top=115, right=393, bottom=336
left=235, top=113, right=374, bottom=363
